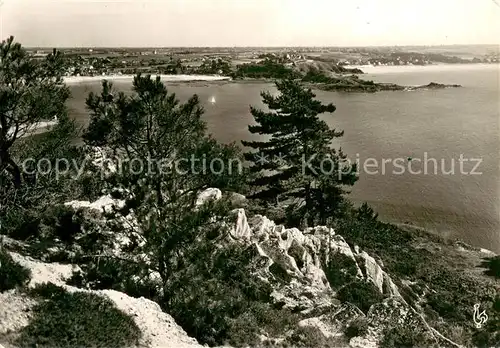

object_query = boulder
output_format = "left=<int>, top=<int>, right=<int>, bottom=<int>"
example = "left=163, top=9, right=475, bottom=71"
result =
left=65, top=195, right=125, bottom=214
left=195, top=188, right=222, bottom=206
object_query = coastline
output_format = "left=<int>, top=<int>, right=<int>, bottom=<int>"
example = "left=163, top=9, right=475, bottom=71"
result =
left=63, top=74, right=232, bottom=84
left=347, top=62, right=500, bottom=74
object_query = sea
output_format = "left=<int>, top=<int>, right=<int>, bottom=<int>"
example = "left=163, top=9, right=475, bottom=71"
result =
left=67, top=64, right=500, bottom=253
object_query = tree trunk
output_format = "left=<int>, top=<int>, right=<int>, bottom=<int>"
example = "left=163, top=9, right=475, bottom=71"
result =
left=3, top=154, right=22, bottom=188
left=304, top=182, right=311, bottom=228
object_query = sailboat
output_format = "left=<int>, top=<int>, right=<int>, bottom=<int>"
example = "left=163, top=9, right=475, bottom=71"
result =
left=209, top=96, right=216, bottom=104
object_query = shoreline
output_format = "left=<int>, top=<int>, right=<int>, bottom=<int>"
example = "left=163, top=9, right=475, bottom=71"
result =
left=63, top=74, right=232, bottom=84
left=349, top=62, right=500, bottom=74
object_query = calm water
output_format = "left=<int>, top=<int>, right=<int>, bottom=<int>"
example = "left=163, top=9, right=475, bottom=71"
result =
left=67, top=64, right=500, bottom=252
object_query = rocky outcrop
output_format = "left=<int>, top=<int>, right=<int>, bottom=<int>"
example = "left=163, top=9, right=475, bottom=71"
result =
left=224, top=208, right=461, bottom=347
left=405, top=82, right=462, bottom=91
left=230, top=211, right=402, bottom=310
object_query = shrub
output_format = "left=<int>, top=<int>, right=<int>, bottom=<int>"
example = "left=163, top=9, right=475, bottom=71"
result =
left=324, top=252, right=358, bottom=289
left=482, top=256, right=500, bottom=279
left=0, top=248, right=31, bottom=292
left=471, top=295, right=500, bottom=348
left=337, top=280, right=384, bottom=314
left=165, top=243, right=299, bottom=346
left=380, top=326, right=435, bottom=348
left=18, top=283, right=141, bottom=348
left=422, top=268, right=495, bottom=323
left=40, top=205, right=83, bottom=244
left=1, top=208, right=41, bottom=241
left=285, top=326, right=346, bottom=348
left=333, top=207, right=429, bottom=278
left=345, top=318, right=369, bottom=339
left=226, top=302, right=300, bottom=347
left=67, top=257, right=160, bottom=301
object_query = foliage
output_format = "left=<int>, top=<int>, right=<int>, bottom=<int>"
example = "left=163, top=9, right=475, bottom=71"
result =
left=301, top=68, right=338, bottom=84
left=161, top=58, right=185, bottom=74
left=39, top=205, right=84, bottom=243
left=333, top=204, right=426, bottom=278
left=345, top=318, right=369, bottom=339
left=0, top=247, right=31, bottom=292
left=471, top=294, right=500, bottom=347
left=0, top=36, right=86, bottom=242
left=18, top=283, right=141, bottom=348
left=82, top=74, right=246, bottom=297
left=243, top=79, right=357, bottom=228
left=380, top=325, right=436, bottom=348
left=67, top=257, right=161, bottom=302
left=165, top=242, right=300, bottom=346
left=195, top=58, right=232, bottom=75
left=337, top=280, right=384, bottom=314
left=233, top=59, right=300, bottom=79
left=285, top=326, right=346, bottom=347
left=422, top=268, right=498, bottom=324
left=481, top=255, right=500, bottom=279
left=323, top=252, right=358, bottom=289
left=0, top=36, right=70, bottom=187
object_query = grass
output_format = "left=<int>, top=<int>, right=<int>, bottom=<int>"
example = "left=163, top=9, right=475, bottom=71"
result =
left=17, top=283, right=141, bottom=348
left=0, top=247, right=31, bottom=292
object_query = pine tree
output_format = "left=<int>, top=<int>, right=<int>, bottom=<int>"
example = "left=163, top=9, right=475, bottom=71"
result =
left=0, top=36, right=71, bottom=188
left=243, top=79, right=358, bottom=227
left=83, top=74, right=245, bottom=294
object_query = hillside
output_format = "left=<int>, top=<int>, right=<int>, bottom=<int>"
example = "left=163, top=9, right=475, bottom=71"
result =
left=1, top=190, right=498, bottom=348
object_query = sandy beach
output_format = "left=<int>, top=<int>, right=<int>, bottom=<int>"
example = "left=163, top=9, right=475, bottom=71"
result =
left=63, top=74, right=232, bottom=84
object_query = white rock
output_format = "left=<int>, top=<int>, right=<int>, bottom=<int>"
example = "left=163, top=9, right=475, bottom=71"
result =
left=358, top=251, right=385, bottom=293
left=10, top=252, right=78, bottom=287
left=101, top=290, right=202, bottom=348
left=230, top=208, right=251, bottom=240
left=195, top=188, right=222, bottom=206
left=356, top=251, right=401, bottom=298
left=65, top=195, right=125, bottom=214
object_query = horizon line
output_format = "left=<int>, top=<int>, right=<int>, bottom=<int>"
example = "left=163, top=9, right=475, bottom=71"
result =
left=22, top=43, right=500, bottom=50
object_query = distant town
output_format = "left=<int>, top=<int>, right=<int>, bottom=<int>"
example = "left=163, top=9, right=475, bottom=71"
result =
left=28, top=45, right=500, bottom=77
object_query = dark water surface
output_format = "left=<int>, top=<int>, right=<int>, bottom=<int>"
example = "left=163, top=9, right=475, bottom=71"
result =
left=67, top=64, right=500, bottom=252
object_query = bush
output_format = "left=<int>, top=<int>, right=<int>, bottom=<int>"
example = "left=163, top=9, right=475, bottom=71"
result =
left=40, top=205, right=83, bottom=244
left=165, top=243, right=300, bottom=346
left=324, top=252, right=358, bottom=289
left=345, top=318, right=369, bottom=339
left=337, top=280, right=384, bottom=314
left=0, top=248, right=31, bottom=292
left=285, top=326, right=346, bottom=348
left=1, top=208, right=41, bottom=241
left=333, top=207, right=429, bottom=278
left=482, top=256, right=500, bottom=279
left=67, top=257, right=160, bottom=301
left=18, top=283, right=141, bottom=348
left=380, top=326, right=435, bottom=348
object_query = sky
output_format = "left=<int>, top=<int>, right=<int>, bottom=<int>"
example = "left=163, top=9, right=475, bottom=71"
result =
left=2, top=0, right=500, bottom=47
